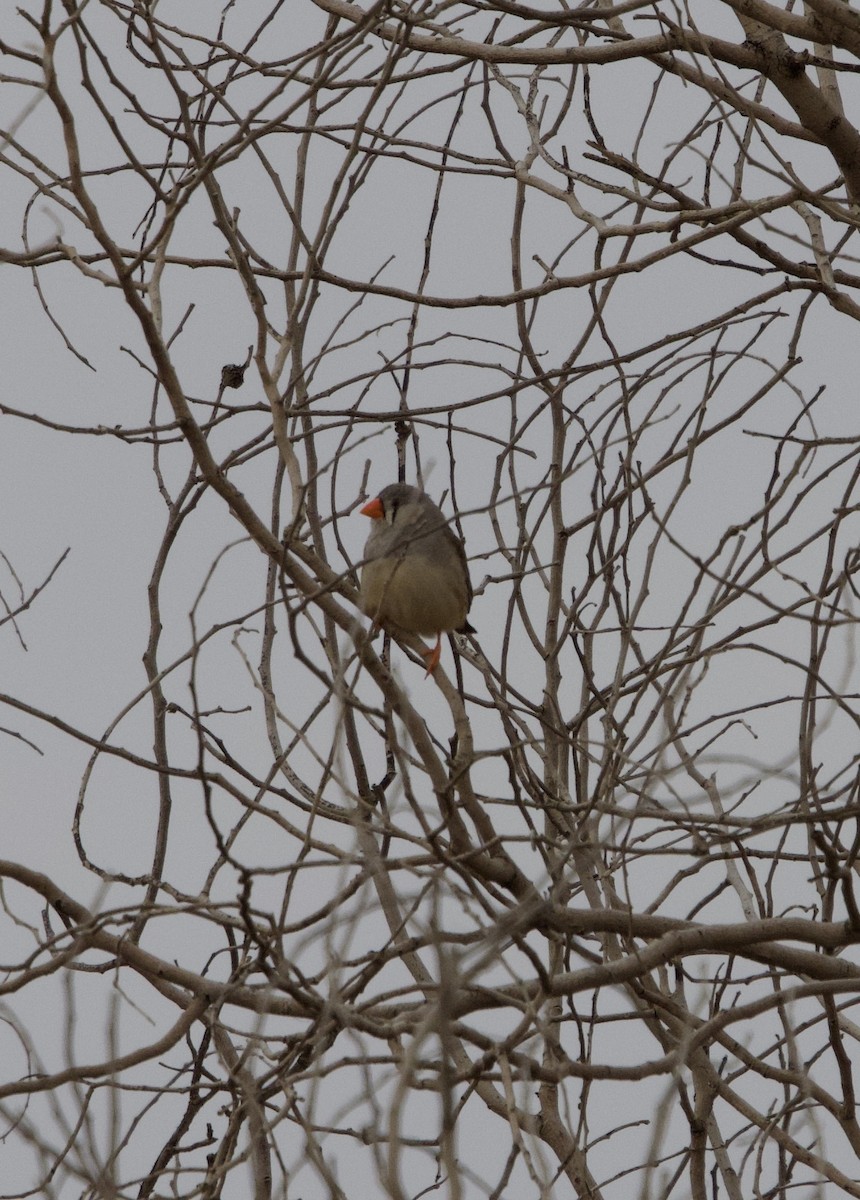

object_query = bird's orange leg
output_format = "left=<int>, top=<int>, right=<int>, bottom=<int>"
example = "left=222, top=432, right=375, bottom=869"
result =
left=422, top=634, right=442, bottom=676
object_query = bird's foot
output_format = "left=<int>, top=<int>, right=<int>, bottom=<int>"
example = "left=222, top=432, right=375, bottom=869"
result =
left=422, top=636, right=442, bottom=676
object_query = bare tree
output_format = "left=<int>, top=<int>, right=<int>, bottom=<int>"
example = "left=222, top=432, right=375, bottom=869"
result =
left=3, top=2, right=860, bottom=1197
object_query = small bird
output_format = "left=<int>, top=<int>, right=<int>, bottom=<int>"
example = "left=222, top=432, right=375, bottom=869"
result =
left=359, top=483, right=473, bottom=673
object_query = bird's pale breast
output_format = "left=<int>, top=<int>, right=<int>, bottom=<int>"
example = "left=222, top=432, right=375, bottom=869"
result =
left=361, top=553, right=468, bottom=634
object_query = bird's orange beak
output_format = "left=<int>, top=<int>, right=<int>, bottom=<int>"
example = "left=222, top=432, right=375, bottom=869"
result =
left=360, top=497, right=384, bottom=519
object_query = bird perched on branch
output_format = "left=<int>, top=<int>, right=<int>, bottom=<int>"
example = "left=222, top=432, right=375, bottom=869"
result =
left=359, top=483, right=473, bottom=673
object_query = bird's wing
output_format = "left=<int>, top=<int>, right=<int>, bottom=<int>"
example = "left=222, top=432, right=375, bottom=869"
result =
left=436, top=519, right=472, bottom=613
